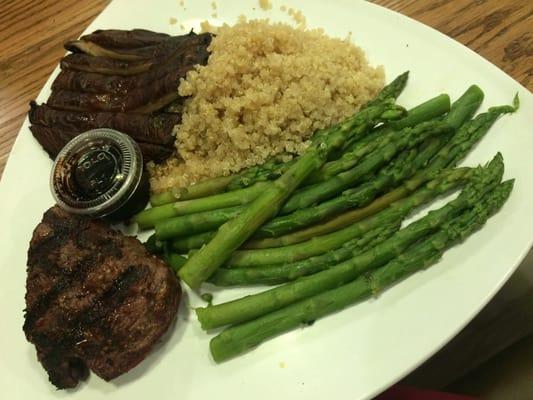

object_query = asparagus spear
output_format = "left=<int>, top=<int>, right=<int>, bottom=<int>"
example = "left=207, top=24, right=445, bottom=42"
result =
left=195, top=154, right=504, bottom=330
left=443, top=85, right=484, bottom=129
left=226, top=156, right=297, bottom=191
left=155, top=206, right=242, bottom=240
left=364, top=71, right=409, bottom=108
left=136, top=182, right=269, bottom=229
left=177, top=100, right=406, bottom=289
left=152, top=153, right=298, bottom=206
left=209, top=223, right=401, bottom=286
left=164, top=253, right=188, bottom=273
left=248, top=97, right=516, bottom=248
left=209, top=179, right=513, bottom=362
left=171, top=231, right=216, bottom=253
left=388, top=94, right=451, bottom=130
left=227, top=166, right=472, bottom=268
left=340, top=92, right=451, bottom=155
left=150, top=175, right=238, bottom=207
left=435, top=99, right=519, bottom=167
left=144, top=235, right=188, bottom=271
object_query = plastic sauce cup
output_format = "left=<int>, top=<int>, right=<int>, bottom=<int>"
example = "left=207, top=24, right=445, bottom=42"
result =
left=51, top=129, right=149, bottom=221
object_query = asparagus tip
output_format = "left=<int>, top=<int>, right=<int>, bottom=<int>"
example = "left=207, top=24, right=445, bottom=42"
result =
left=468, top=84, right=484, bottom=98
left=399, top=70, right=409, bottom=78
left=501, top=178, right=515, bottom=190
left=512, top=93, right=520, bottom=111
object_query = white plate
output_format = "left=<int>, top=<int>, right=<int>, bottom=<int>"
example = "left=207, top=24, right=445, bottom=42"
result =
left=0, top=1, right=532, bottom=399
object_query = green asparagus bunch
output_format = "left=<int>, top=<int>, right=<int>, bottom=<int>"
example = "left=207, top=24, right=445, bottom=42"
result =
left=208, top=178, right=513, bottom=362
left=139, top=79, right=518, bottom=365
left=155, top=206, right=242, bottom=240
left=171, top=231, right=216, bottom=253
left=195, top=153, right=504, bottom=330
left=364, top=71, right=409, bottom=108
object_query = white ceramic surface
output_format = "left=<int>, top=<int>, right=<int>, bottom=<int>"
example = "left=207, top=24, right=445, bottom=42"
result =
left=0, top=1, right=532, bottom=399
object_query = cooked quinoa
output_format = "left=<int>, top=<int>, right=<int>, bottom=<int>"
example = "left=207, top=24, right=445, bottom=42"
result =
left=258, top=0, right=272, bottom=11
left=150, top=20, right=384, bottom=193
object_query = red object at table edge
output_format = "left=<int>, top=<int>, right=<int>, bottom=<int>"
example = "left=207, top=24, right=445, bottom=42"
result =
left=376, top=385, right=477, bottom=400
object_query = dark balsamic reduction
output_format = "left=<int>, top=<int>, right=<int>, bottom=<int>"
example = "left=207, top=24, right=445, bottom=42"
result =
left=72, top=146, right=122, bottom=200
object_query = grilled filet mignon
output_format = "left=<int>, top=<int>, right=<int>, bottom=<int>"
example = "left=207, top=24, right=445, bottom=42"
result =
left=23, top=206, right=180, bottom=389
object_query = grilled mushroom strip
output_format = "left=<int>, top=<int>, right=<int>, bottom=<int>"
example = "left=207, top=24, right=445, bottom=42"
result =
left=52, top=42, right=211, bottom=94
left=60, top=53, right=154, bottom=75
left=80, top=28, right=170, bottom=48
left=29, top=28, right=212, bottom=164
left=64, top=40, right=147, bottom=60
left=65, top=32, right=211, bottom=60
left=48, top=64, right=200, bottom=113
left=132, top=92, right=183, bottom=114
left=141, top=32, right=212, bottom=59
left=29, top=102, right=179, bottom=146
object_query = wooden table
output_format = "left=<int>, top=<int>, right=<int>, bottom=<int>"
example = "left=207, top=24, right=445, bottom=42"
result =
left=0, top=0, right=532, bottom=393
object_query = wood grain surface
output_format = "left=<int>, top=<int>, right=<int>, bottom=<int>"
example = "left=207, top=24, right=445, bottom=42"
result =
left=376, top=0, right=532, bottom=89
left=0, top=0, right=531, bottom=394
